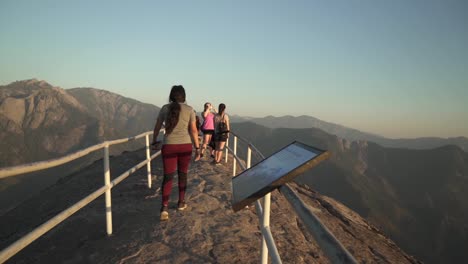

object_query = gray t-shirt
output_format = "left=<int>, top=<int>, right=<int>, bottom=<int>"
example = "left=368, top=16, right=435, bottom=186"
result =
left=158, top=103, right=196, bottom=145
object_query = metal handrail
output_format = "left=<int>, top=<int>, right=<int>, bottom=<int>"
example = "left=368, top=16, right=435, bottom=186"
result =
left=0, top=132, right=151, bottom=179
left=227, top=131, right=357, bottom=264
left=279, top=185, right=357, bottom=263
left=0, top=131, right=161, bottom=263
left=225, top=143, right=282, bottom=264
left=0, top=129, right=357, bottom=264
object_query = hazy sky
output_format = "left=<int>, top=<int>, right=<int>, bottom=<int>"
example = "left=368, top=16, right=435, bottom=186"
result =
left=1, top=0, right=467, bottom=138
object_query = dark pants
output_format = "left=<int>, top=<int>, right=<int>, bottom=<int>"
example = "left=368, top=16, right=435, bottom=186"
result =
left=161, top=144, right=192, bottom=207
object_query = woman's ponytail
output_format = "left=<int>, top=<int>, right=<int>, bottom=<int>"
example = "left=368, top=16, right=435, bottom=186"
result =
left=165, top=102, right=181, bottom=134
left=164, top=85, right=186, bottom=134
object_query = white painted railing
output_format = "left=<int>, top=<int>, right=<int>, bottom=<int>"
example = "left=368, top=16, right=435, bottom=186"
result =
left=0, top=131, right=162, bottom=263
left=0, top=129, right=357, bottom=264
left=226, top=132, right=358, bottom=264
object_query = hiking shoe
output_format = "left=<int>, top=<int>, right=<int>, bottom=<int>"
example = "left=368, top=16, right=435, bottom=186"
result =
left=160, top=206, right=169, bottom=221
left=177, top=202, right=187, bottom=211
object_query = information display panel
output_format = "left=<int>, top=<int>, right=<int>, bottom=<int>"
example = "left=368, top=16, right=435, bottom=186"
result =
left=232, top=141, right=329, bottom=212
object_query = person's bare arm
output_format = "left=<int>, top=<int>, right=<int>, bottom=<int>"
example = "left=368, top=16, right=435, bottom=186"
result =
left=226, top=115, right=230, bottom=137
left=189, top=121, right=200, bottom=148
left=203, top=110, right=209, bottom=118
left=189, top=120, right=201, bottom=159
left=152, top=117, right=163, bottom=149
left=153, top=117, right=163, bottom=142
left=202, top=103, right=212, bottom=118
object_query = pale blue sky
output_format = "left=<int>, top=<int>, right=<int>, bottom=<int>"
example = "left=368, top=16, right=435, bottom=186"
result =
left=1, top=0, right=467, bottom=138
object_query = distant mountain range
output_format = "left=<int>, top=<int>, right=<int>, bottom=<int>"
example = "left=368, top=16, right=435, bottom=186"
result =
left=0, top=79, right=160, bottom=214
left=0, top=79, right=160, bottom=167
left=1, top=79, right=467, bottom=263
left=231, top=122, right=468, bottom=264
left=231, top=115, right=468, bottom=151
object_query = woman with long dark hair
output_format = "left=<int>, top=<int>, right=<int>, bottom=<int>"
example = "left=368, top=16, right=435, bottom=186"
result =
left=213, top=103, right=230, bottom=164
left=152, top=85, right=201, bottom=221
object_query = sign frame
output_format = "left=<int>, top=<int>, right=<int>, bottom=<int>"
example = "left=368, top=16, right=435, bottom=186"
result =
left=231, top=141, right=330, bottom=212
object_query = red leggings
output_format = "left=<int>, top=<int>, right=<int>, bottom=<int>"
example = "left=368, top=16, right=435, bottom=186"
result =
left=161, top=144, right=192, bottom=207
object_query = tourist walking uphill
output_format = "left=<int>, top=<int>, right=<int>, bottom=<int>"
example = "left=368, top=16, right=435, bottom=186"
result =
left=213, top=103, right=230, bottom=165
left=152, top=85, right=201, bottom=221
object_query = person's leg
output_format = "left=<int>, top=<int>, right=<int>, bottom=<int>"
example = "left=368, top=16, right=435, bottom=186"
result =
left=194, top=149, right=201, bottom=162
left=210, top=140, right=216, bottom=158
left=207, top=134, right=216, bottom=157
left=205, top=134, right=212, bottom=156
left=201, top=132, right=209, bottom=157
left=216, top=141, right=226, bottom=163
left=177, top=172, right=187, bottom=210
left=212, top=134, right=220, bottom=161
left=160, top=145, right=178, bottom=220
left=161, top=173, right=175, bottom=208
left=176, top=144, right=192, bottom=207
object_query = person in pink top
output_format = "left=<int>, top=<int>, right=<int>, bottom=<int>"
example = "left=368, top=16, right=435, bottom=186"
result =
left=200, top=102, right=215, bottom=159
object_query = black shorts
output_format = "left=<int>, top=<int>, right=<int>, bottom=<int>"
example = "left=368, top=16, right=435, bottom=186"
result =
left=202, top=129, right=214, bottom=135
left=213, top=133, right=228, bottom=142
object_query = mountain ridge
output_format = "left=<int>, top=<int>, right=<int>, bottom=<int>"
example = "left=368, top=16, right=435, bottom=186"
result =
left=231, top=121, right=468, bottom=264
left=0, top=79, right=160, bottom=167
left=0, top=79, right=160, bottom=216
left=231, top=115, right=468, bottom=151
left=1, top=79, right=465, bottom=263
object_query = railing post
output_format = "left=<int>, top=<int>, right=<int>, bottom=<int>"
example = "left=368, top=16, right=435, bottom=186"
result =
left=261, top=193, right=272, bottom=264
left=232, top=136, right=237, bottom=176
left=104, top=144, right=113, bottom=236
left=224, top=137, right=231, bottom=163
left=247, top=145, right=252, bottom=169
left=145, top=134, right=152, bottom=188
left=225, top=136, right=229, bottom=163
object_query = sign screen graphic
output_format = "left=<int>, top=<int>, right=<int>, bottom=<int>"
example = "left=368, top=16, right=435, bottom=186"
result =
left=232, top=141, right=329, bottom=211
